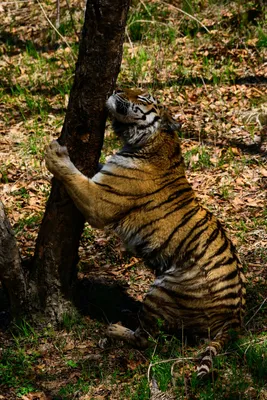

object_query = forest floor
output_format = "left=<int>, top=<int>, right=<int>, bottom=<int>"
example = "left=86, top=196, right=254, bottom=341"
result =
left=0, top=0, right=267, bottom=399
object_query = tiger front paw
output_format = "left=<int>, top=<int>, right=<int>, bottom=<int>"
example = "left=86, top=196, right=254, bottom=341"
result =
left=45, top=140, right=76, bottom=180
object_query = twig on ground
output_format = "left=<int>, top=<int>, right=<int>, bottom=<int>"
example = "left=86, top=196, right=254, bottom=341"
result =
left=147, top=356, right=196, bottom=384
left=36, top=0, right=75, bottom=61
left=125, top=27, right=135, bottom=57
left=140, top=0, right=152, bottom=17
left=65, top=0, right=80, bottom=40
left=56, top=0, right=60, bottom=28
left=127, top=19, right=169, bottom=28
left=1, top=0, right=34, bottom=3
left=161, top=0, right=211, bottom=33
left=245, top=297, right=267, bottom=326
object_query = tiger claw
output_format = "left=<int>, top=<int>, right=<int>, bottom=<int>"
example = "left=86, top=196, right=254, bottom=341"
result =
left=45, top=140, right=75, bottom=178
left=46, top=140, right=69, bottom=158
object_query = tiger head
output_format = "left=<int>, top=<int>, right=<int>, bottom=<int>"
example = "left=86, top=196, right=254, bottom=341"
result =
left=106, top=88, right=180, bottom=146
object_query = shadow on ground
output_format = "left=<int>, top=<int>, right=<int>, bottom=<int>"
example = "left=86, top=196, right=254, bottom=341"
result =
left=0, top=272, right=265, bottom=333
left=74, top=277, right=141, bottom=330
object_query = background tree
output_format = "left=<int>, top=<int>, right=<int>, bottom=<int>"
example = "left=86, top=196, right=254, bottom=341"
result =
left=0, top=0, right=130, bottom=323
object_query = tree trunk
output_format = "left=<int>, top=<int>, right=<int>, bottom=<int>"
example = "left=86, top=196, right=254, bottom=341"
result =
left=1, top=0, right=130, bottom=323
left=0, top=201, right=27, bottom=317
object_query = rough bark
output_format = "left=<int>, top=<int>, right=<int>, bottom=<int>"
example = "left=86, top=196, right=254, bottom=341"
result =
left=0, top=201, right=27, bottom=317
left=1, top=0, right=130, bottom=322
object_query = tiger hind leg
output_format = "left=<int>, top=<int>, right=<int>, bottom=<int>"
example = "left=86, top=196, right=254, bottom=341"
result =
left=107, top=324, right=149, bottom=348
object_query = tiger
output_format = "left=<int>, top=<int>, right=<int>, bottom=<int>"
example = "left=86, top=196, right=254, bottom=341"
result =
left=45, top=88, right=246, bottom=378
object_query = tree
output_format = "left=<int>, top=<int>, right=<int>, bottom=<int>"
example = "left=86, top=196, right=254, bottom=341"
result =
left=0, top=0, right=130, bottom=323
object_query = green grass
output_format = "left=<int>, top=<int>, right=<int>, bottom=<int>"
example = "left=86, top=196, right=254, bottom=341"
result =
left=184, top=146, right=212, bottom=170
left=58, top=378, right=90, bottom=398
left=13, top=213, right=43, bottom=235
left=257, top=28, right=267, bottom=48
left=0, top=338, right=39, bottom=396
left=1, top=323, right=266, bottom=399
left=127, top=2, right=173, bottom=42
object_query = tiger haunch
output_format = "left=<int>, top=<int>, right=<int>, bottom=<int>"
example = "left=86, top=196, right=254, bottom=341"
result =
left=45, top=88, right=246, bottom=378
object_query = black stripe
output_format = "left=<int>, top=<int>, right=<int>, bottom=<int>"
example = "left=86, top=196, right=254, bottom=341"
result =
left=171, top=205, right=200, bottom=232
left=102, top=176, right=188, bottom=201
left=194, top=225, right=221, bottom=264
left=205, top=303, right=240, bottom=311
left=137, top=96, right=152, bottom=104
left=153, top=285, right=201, bottom=302
left=134, top=228, right=159, bottom=254
left=149, top=206, right=200, bottom=258
left=199, top=359, right=212, bottom=368
left=215, top=291, right=240, bottom=300
left=94, top=181, right=134, bottom=197
left=133, top=106, right=157, bottom=116
left=161, top=192, right=194, bottom=215
left=186, top=226, right=209, bottom=250
left=174, top=226, right=209, bottom=260
left=127, top=218, right=159, bottom=240
left=132, top=130, right=148, bottom=145
left=107, top=160, right=147, bottom=173
left=97, top=176, right=192, bottom=203
left=127, top=199, right=154, bottom=213
left=142, top=302, right=164, bottom=318
left=212, top=237, right=229, bottom=257
left=207, top=315, right=240, bottom=328
left=99, top=198, right=153, bottom=217
left=146, top=186, right=193, bottom=212
left=222, top=269, right=238, bottom=282
left=100, top=170, right=140, bottom=180
left=133, top=105, right=145, bottom=114
left=208, top=256, right=236, bottom=272
left=205, top=225, right=221, bottom=247
left=143, top=107, right=157, bottom=115
left=147, top=196, right=194, bottom=217
left=156, top=174, right=185, bottom=187
left=93, top=181, right=149, bottom=198
left=167, top=158, right=183, bottom=171
left=141, top=201, right=198, bottom=247
left=161, top=152, right=183, bottom=177
left=178, top=212, right=210, bottom=253
left=118, top=150, right=152, bottom=159
left=137, top=115, right=160, bottom=129
left=146, top=291, right=240, bottom=311
left=94, top=181, right=115, bottom=191
left=147, top=176, right=188, bottom=197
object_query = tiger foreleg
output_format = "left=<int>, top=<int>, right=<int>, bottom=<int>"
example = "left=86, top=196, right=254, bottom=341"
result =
left=45, top=141, right=115, bottom=228
left=107, top=324, right=149, bottom=348
left=45, top=140, right=139, bottom=228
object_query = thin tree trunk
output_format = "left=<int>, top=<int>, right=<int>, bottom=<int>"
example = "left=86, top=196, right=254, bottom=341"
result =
left=2, top=0, right=130, bottom=322
left=0, top=201, right=27, bottom=316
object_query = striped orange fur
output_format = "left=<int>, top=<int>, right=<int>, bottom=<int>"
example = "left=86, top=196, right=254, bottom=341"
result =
left=45, top=88, right=246, bottom=378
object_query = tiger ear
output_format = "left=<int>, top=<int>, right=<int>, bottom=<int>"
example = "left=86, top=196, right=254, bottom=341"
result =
left=162, top=111, right=182, bottom=132
left=167, top=119, right=182, bottom=132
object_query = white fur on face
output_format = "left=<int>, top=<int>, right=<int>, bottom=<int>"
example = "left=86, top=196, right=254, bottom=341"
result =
left=106, top=95, right=117, bottom=114
left=107, top=94, right=155, bottom=125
